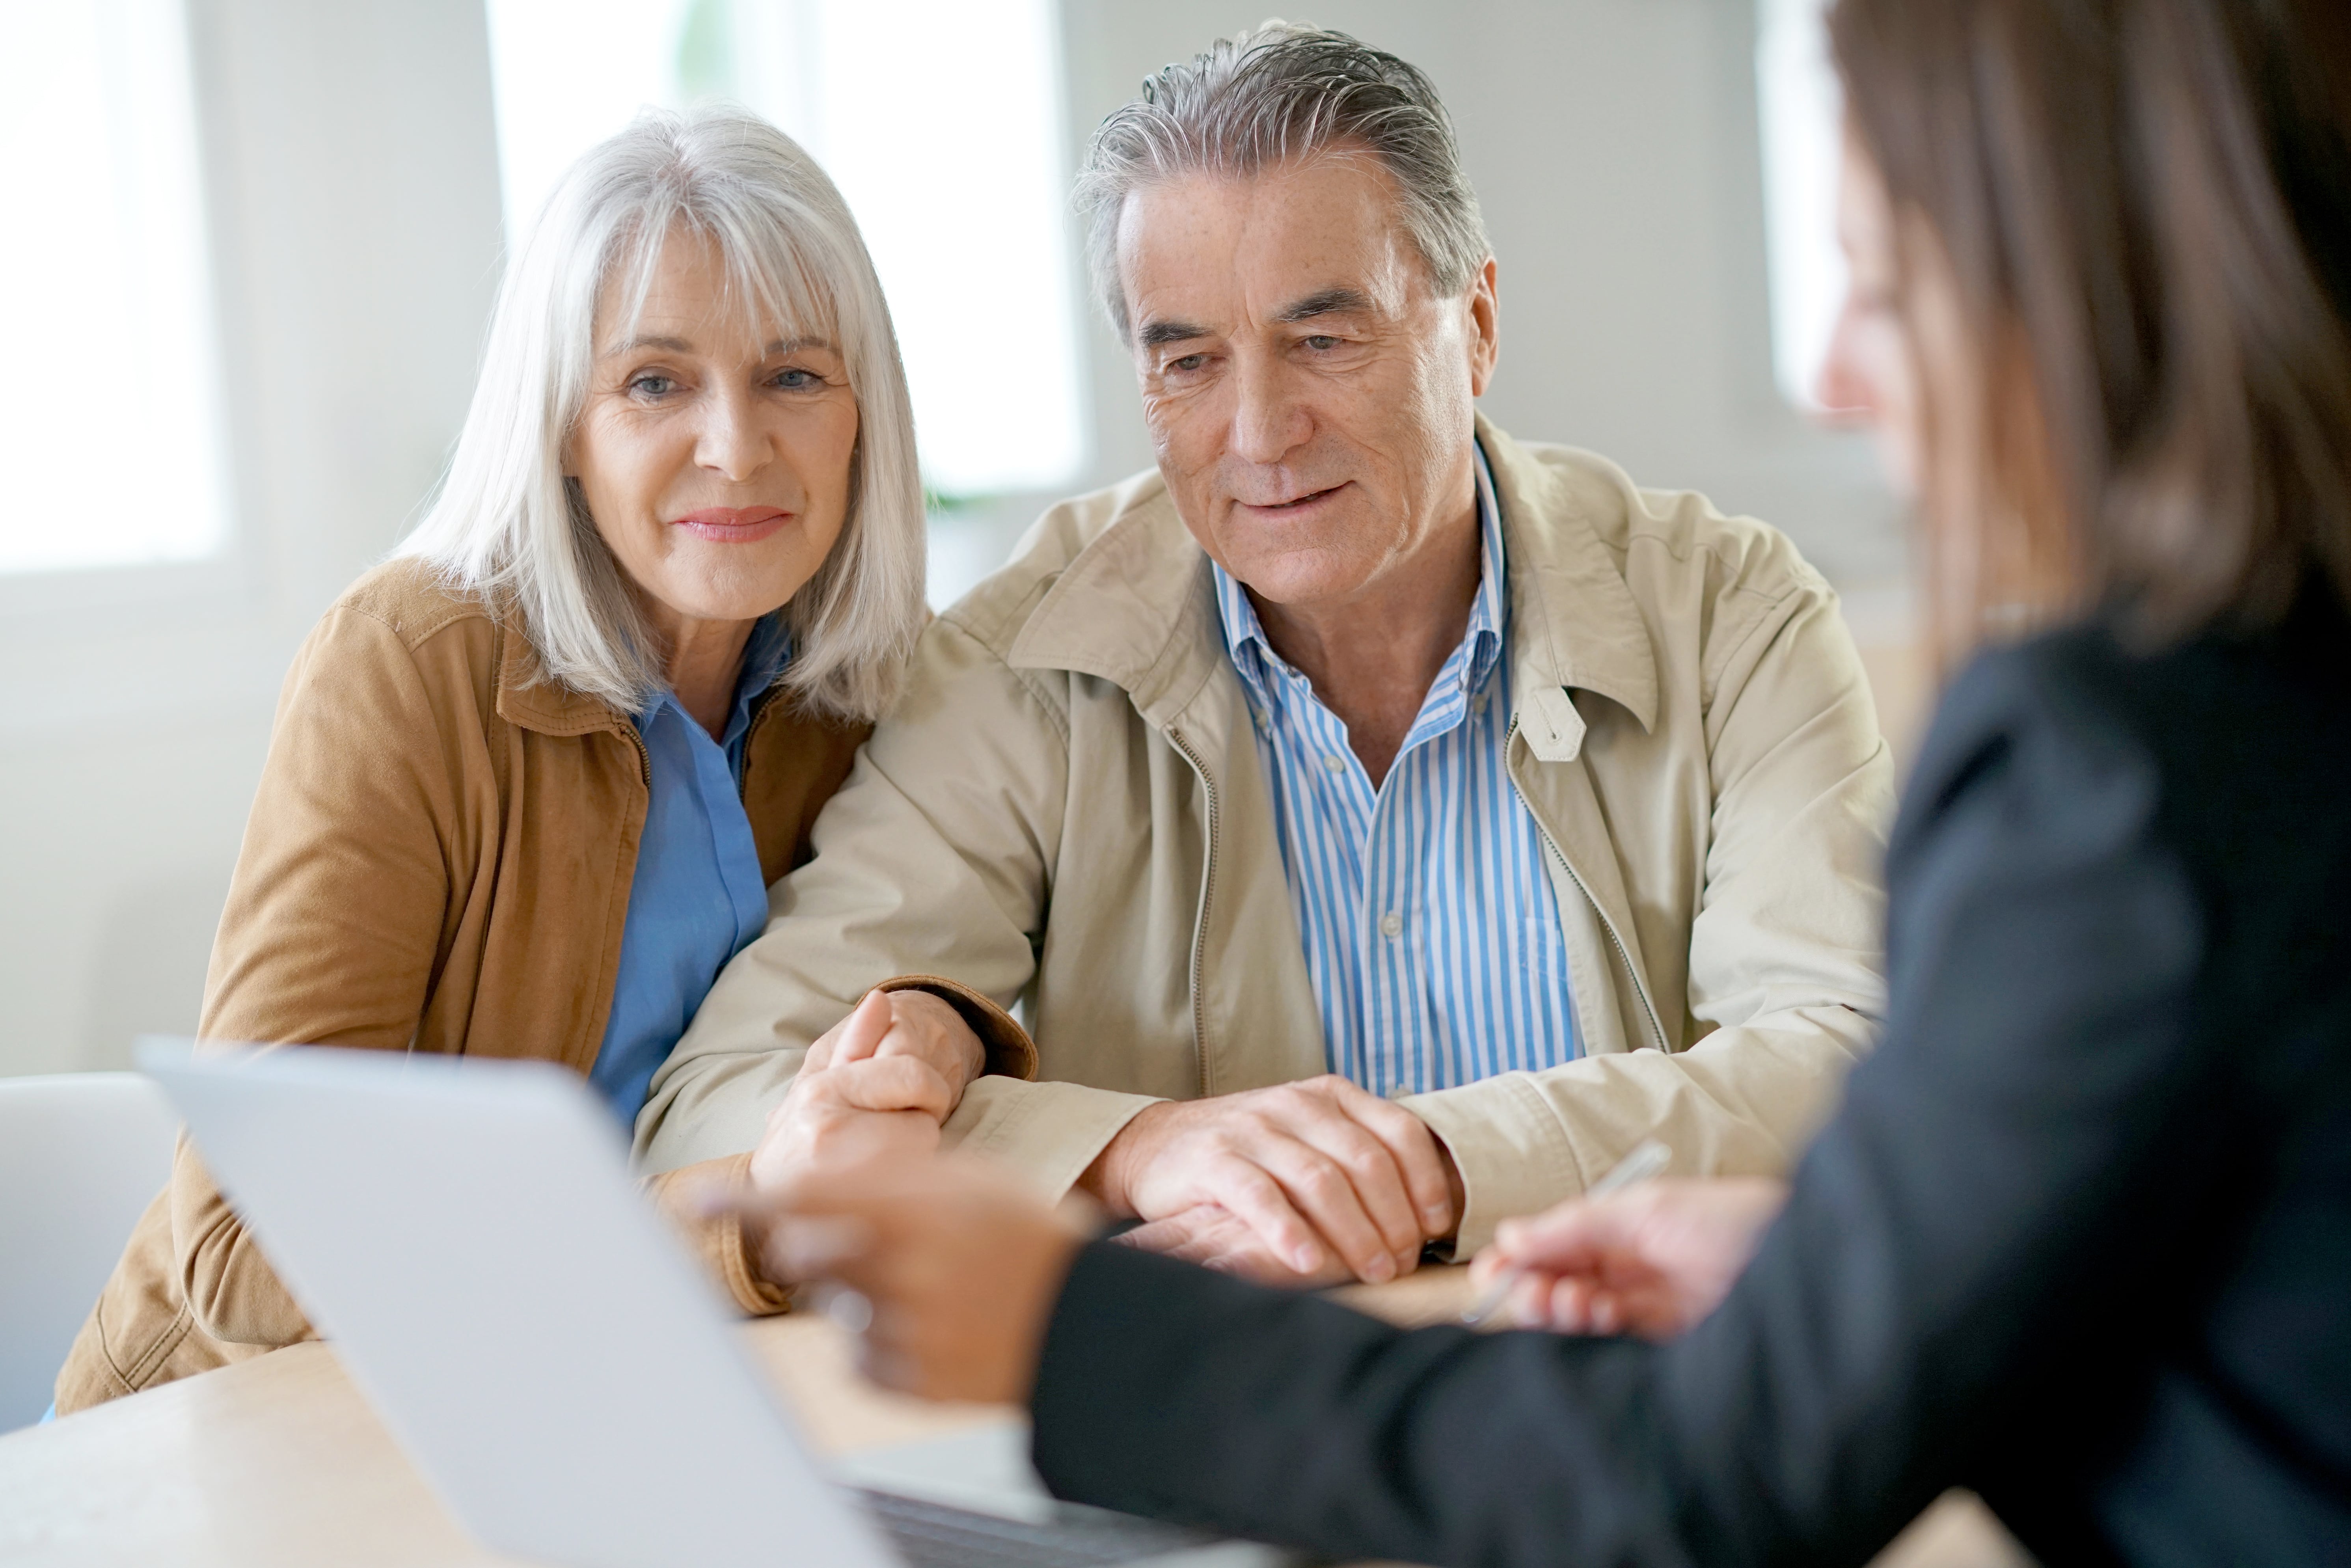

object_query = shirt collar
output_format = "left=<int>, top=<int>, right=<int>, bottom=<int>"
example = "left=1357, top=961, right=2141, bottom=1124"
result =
left=1214, top=441, right=1508, bottom=710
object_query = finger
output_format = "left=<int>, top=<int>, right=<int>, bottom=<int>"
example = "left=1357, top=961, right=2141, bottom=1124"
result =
left=1323, top=1083, right=1458, bottom=1238
left=807, top=1056, right=956, bottom=1120
left=1254, top=1139, right=1399, bottom=1283
left=1200, top=1160, right=1328, bottom=1276
left=756, top=1213, right=876, bottom=1286
left=830, top=989, right=898, bottom=1066
left=1486, top=1194, right=1642, bottom=1275
left=1284, top=1106, right=1427, bottom=1267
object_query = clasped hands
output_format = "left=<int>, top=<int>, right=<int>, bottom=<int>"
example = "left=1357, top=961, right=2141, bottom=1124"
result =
left=752, top=991, right=1464, bottom=1287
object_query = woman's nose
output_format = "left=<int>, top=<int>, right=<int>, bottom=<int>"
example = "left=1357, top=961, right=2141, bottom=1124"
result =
left=695, top=389, right=773, bottom=481
left=1811, top=295, right=1876, bottom=423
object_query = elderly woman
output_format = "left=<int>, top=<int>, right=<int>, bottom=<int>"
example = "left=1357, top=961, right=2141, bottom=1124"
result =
left=53, top=107, right=1020, bottom=1415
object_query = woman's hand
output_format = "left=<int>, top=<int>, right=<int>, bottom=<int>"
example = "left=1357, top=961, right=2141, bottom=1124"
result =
left=1470, top=1177, right=1788, bottom=1340
left=739, top=1154, right=1086, bottom=1404
left=748, top=989, right=983, bottom=1190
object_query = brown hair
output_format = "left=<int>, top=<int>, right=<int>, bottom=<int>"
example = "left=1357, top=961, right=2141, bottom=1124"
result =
left=1829, top=0, right=2351, bottom=657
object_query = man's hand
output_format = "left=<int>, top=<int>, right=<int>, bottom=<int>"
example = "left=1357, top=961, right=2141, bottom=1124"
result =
left=1470, top=1176, right=1788, bottom=1339
left=738, top=1154, right=1085, bottom=1405
left=1078, top=1075, right=1457, bottom=1285
left=1109, top=1203, right=1358, bottom=1288
left=749, top=990, right=983, bottom=1190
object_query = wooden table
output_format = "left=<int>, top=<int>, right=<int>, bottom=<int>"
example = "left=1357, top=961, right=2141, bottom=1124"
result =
left=0, top=1266, right=2029, bottom=1567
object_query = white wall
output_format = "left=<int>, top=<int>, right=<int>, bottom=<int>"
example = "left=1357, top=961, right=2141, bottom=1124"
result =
left=0, top=0, right=505, bottom=1076
left=0, top=0, right=1904, bottom=1079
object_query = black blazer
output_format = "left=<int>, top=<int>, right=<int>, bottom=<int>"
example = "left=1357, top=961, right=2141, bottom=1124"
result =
left=1026, top=598, right=2351, bottom=1566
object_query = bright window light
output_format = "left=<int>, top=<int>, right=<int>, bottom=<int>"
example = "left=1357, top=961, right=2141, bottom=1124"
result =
left=1756, top=0, right=1847, bottom=410
left=485, top=0, right=1085, bottom=499
left=0, top=0, right=231, bottom=574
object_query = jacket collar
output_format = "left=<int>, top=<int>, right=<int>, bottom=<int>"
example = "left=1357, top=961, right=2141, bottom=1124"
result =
left=1005, top=413, right=1659, bottom=737
left=494, top=615, right=633, bottom=738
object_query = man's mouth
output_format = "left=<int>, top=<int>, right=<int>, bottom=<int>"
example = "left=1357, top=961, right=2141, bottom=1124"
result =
left=1237, top=484, right=1346, bottom=514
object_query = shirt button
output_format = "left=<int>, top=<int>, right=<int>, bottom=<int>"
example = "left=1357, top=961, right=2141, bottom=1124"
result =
left=1322, top=753, right=1347, bottom=773
left=1379, top=911, right=1403, bottom=938
left=1385, top=1082, right=1412, bottom=1101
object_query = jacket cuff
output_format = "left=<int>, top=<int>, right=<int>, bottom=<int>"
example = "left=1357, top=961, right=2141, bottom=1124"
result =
left=872, top=974, right=1039, bottom=1082
left=941, top=1076, right=1164, bottom=1203
left=1399, top=1073, right=1582, bottom=1255
left=643, top=1153, right=794, bottom=1317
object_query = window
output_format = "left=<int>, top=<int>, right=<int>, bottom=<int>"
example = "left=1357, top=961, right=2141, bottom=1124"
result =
left=1755, top=0, right=1847, bottom=410
left=484, top=0, right=1085, bottom=500
left=0, top=0, right=232, bottom=574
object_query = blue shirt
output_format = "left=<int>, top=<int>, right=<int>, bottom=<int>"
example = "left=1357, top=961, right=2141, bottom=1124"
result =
left=587, top=615, right=792, bottom=1122
left=1213, top=446, right=1579, bottom=1096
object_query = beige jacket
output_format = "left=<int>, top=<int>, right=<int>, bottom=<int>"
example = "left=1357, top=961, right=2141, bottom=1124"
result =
left=640, top=419, right=1897, bottom=1250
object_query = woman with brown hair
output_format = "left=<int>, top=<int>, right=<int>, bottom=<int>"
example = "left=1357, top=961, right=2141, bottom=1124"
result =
left=718, top=1, right=2351, bottom=1561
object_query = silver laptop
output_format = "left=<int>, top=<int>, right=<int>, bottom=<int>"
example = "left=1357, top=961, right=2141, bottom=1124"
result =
left=137, top=1038, right=1290, bottom=1568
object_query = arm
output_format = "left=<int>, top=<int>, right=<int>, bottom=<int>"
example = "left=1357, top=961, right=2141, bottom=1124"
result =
left=639, top=615, right=1154, bottom=1189
left=171, top=607, right=460, bottom=1344
left=1025, top=655, right=2217, bottom=1566
left=1410, top=576, right=1896, bottom=1250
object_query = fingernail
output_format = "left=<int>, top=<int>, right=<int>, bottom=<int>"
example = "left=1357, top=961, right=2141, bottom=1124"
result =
left=1364, top=1252, right=1395, bottom=1283
left=1423, top=1205, right=1450, bottom=1230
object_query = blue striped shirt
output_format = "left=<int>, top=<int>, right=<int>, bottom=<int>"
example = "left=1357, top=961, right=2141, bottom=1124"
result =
left=1214, top=447, right=1579, bottom=1097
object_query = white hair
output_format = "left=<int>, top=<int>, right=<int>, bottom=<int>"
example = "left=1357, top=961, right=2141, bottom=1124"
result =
left=1074, top=22, right=1490, bottom=344
left=399, top=106, right=925, bottom=722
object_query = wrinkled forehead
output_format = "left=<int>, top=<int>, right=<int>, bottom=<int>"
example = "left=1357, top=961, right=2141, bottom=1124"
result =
left=1115, top=152, right=1427, bottom=328
left=592, top=216, right=841, bottom=358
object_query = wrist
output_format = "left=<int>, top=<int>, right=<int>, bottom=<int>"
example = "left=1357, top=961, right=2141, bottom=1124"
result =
left=1073, top=1103, right=1163, bottom=1219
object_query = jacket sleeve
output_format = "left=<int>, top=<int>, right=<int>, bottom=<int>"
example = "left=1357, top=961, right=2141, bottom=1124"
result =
left=636, top=615, right=1134, bottom=1184
left=1407, top=573, right=1896, bottom=1251
left=1028, top=654, right=2214, bottom=1567
left=171, top=606, right=463, bottom=1345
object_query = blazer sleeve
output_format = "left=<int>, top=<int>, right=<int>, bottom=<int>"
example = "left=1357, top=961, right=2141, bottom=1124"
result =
left=1027, top=652, right=2222, bottom=1567
left=1408, top=571, right=1896, bottom=1251
left=170, top=606, right=461, bottom=1345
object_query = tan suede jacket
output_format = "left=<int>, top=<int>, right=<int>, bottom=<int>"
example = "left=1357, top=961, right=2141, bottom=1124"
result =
left=640, top=419, right=1898, bottom=1252
left=54, top=560, right=1024, bottom=1414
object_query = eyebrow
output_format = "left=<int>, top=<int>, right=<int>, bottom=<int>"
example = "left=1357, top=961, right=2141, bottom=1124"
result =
left=1137, top=318, right=1211, bottom=350
left=1276, top=287, right=1375, bottom=324
left=1135, top=288, right=1377, bottom=350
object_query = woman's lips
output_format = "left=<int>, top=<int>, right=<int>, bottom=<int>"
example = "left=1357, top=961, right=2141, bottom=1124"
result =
left=669, top=506, right=791, bottom=542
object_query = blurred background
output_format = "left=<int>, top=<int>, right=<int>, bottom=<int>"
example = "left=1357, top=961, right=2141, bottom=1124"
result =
left=0, top=0, right=1918, bottom=1082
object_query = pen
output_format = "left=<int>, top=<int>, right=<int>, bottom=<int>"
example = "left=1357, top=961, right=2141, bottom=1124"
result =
left=1459, top=1137, right=1673, bottom=1327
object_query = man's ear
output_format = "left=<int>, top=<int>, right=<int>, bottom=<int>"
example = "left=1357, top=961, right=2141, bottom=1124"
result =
left=1466, top=254, right=1501, bottom=397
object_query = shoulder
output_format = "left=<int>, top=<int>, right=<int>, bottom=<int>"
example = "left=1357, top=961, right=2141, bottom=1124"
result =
left=284, top=559, right=509, bottom=716
left=313, top=558, right=503, bottom=662
left=1496, top=433, right=1831, bottom=609
left=933, top=469, right=1179, bottom=659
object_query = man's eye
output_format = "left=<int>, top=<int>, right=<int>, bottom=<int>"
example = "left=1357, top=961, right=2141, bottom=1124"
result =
left=628, top=374, right=676, bottom=398
left=1168, top=354, right=1208, bottom=374
left=1300, top=335, right=1338, bottom=351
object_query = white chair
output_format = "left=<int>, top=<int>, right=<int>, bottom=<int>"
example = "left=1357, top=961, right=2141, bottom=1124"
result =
left=0, top=1072, right=179, bottom=1429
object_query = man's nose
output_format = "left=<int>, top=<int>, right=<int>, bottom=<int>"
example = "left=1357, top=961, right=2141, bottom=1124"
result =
left=1228, top=353, right=1311, bottom=466
left=695, top=387, right=773, bottom=481
left=1810, top=295, right=1874, bottom=422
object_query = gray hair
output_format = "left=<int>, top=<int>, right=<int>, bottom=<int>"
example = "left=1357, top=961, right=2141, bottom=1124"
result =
left=399, top=106, right=926, bottom=722
left=1073, top=21, right=1490, bottom=342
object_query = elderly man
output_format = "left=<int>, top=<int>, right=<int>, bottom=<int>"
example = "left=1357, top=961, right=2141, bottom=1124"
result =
left=639, top=23, right=1893, bottom=1284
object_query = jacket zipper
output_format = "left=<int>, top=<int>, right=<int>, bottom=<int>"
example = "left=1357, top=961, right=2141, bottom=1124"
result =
left=1508, top=718, right=1672, bottom=1054
left=1163, top=725, right=1219, bottom=1098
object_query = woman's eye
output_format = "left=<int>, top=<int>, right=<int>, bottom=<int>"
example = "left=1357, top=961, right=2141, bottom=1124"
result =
left=772, top=367, right=817, bottom=389
left=628, top=374, right=675, bottom=398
